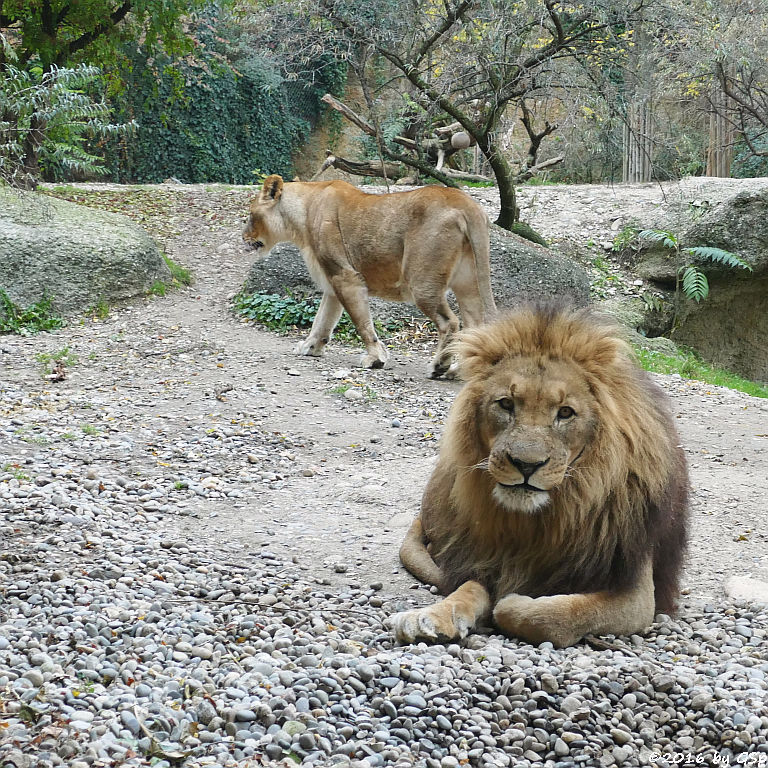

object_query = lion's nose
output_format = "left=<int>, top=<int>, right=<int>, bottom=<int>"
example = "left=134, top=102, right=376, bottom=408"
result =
left=508, top=457, right=549, bottom=479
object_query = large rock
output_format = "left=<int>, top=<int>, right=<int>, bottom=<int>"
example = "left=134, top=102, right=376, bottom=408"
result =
left=632, top=187, right=768, bottom=382
left=0, top=187, right=169, bottom=316
left=243, top=223, right=590, bottom=322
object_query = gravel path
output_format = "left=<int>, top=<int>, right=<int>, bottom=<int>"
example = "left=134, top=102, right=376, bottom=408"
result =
left=1, top=180, right=767, bottom=768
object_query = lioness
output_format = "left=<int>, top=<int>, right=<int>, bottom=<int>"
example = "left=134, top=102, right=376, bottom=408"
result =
left=242, top=175, right=496, bottom=377
left=389, top=304, right=690, bottom=648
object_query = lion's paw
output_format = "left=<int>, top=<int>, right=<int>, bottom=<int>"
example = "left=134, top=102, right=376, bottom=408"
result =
left=493, top=593, right=583, bottom=648
left=294, top=338, right=324, bottom=357
left=387, top=603, right=470, bottom=644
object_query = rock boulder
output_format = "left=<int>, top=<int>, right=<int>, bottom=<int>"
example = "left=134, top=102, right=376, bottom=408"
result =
left=633, top=187, right=768, bottom=382
left=0, top=187, right=169, bottom=316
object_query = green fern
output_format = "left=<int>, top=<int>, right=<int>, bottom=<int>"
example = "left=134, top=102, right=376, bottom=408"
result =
left=680, top=266, right=709, bottom=302
left=685, top=246, right=753, bottom=272
left=639, top=229, right=679, bottom=250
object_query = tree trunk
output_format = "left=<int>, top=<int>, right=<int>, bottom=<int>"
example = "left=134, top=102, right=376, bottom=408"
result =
left=622, top=99, right=653, bottom=183
left=482, top=140, right=518, bottom=229
left=706, top=86, right=735, bottom=177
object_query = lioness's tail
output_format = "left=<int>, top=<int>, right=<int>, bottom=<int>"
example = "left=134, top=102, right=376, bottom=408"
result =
left=464, top=207, right=497, bottom=323
left=399, top=517, right=445, bottom=591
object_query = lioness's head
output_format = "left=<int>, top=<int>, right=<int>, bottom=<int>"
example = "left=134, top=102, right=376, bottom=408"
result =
left=450, top=304, right=635, bottom=515
left=242, top=174, right=285, bottom=253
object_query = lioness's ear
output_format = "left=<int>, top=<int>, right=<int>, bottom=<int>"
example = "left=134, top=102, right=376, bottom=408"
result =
left=259, top=174, right=284, bottom=203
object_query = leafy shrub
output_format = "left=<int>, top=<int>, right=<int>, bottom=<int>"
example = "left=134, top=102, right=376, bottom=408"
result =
left=234, top=290, right=405, bottom=342
left=0, top=289, right=64, bottom=335
left=234, top=291, right=321, bottom=330
left=0, top=62, right=133, bottom=187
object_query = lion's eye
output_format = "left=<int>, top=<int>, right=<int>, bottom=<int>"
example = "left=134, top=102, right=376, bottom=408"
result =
left=557, top=406, right=576, bottom=420
left=497, top=397, right=515, bottom=413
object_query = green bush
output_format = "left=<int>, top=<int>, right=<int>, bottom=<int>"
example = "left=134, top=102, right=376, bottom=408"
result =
left=99, top=15, right=345, bottom=183
left=0, top=289, right=64, bottom=335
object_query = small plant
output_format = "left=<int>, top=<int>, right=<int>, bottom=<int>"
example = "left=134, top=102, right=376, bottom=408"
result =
left=234, top=291, right=322, bottom=330
left=81, top=424, right=100, bottom=436
left=639, top=229, right=753, bottom=304
left=36, top=346, right=78, bottom=380
left=163, top=255, right=193, bottom=287
left=640, top=292, right=664, bottom=313
left=148, top=281, right=167, bottom=297
left=0, top=289, right=64, bottom=335
left=612, top=225, right=640, bottom=252
left=89, top=299, right=110, bottom=320
left=2, top=463, right=30, bottom=481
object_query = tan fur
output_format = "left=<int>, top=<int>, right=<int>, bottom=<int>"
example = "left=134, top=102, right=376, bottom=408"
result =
left=242, top=175, right=496, bottom=376
left=389, top=305, right=689, bottom=647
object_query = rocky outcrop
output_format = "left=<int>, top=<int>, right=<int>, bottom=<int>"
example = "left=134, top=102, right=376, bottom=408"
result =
left=243, top=222, right=590, bottom=323
left=632, top=187, right=768, bottom=382
left=0, top=187, right=169, bottom=316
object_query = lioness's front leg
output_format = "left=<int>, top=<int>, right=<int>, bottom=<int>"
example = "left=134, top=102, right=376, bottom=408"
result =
left=493, top=559, right=656, bottom=648
left=388, top=581, right=490, bottom=643
left=295, top=292, right=344, bottom=357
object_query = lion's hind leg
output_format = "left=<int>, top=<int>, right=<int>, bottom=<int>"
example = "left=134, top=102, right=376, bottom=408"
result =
left=493, top=559, right=656, bottom=648
left=388, top=581, right=490, bottom=644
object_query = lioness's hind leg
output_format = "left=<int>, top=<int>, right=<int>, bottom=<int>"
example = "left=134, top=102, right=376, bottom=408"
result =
left=388, top=581, right=490, bottom=644
left=294, top=292, right=344, bottom=357
left=450, top=261, right=492, bottom=328
left=413, top=292, right=459, bottom=378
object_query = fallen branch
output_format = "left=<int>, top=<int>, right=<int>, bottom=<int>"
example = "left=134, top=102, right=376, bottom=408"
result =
left=312, top=152, right=409, bottom=181
left=515, top=154, right=564, bottom=183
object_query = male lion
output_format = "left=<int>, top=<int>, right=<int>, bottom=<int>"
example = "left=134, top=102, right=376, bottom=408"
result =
left=390, top=304, right=689, bottom=648
left=242, top=175, right=496, bottom=377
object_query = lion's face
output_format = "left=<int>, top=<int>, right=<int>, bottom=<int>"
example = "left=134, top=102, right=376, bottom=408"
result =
left=477, top=356, right=598, bottom=514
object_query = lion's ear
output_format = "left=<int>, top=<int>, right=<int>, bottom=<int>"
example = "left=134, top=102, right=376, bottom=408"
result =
left=259, top=174, right=284, bottom=203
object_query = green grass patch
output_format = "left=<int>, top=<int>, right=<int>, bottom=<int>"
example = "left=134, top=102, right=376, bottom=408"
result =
left=2, top=463, right=30, bottom=481
left=149, top=256, right=193, bottom=298
left=36, top=346, right=78, bottom=377
left=163, top=255, right=193, bottom=286
left=0, top=289, right=64, bottom=335
left=635, top=347, right=768, bottom=398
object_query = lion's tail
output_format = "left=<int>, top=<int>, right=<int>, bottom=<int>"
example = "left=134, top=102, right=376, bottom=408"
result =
left=463, top=208, right=497, bottom=324
left=399, top=517, right=445, bottom=591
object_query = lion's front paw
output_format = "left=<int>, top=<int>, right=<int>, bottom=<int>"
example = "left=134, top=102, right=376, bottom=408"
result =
left=493, top=593, right=584, bottom=648
left=387, top=602, right=471, bottom=644
left=294, top=338, right=324, bottom=357
left=359, top=343, right=388, bottom=369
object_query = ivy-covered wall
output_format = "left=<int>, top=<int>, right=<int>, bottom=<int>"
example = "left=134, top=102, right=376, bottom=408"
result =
left=102, top=21, right=344, bottom=183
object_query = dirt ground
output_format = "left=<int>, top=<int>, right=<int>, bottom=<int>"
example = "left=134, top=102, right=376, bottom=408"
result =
left=3, top=180, right=767, bottom=615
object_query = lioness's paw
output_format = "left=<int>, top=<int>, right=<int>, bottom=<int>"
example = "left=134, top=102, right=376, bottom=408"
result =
left=387, top=603, right=470, bottom=644
left=295, top=339, right=324, bottom=357
left=359, top=343, right=388, bottom=369
left=493, top=593, right=583, bottom=648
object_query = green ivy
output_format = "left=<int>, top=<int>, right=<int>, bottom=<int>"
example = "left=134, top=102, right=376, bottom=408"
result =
left=98, top=15, right=345, bottom=183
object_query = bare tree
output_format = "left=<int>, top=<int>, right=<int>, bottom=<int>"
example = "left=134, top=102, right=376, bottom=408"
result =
left=246, top=0, right=642, bottom=229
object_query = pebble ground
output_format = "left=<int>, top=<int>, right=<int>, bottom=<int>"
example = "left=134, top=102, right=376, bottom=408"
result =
left=2, top=181, right=767, bottom=767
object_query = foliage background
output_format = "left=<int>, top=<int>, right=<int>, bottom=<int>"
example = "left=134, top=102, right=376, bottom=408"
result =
left=98, top=15, right=346, bottom=183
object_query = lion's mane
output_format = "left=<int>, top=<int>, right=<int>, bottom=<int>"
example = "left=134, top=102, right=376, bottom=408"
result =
left=428, top=303, right=689, bottom=614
